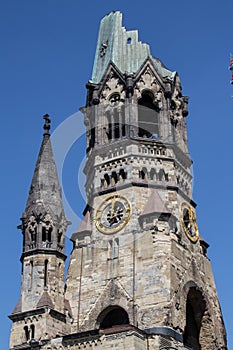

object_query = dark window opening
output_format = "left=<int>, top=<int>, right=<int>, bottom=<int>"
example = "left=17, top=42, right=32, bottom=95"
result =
left=108, top=121, right=113, bottom=140
left=98, top=306, right=129, bottom=329
left=184, top=287, right=206, bottom=350
left=90, top=128, right=95, bottom=149
left=47, top=228, right=52, bottom=242
left=139, top=168, right=147, bottom=180
left=106, top=93, right=126, bottom=141
left=44, top=260, right=48, bottom=287
left=114, top=123, right=120, bottom=139
left=127, top=37, right=132, bottom=44
left=42, top=227, right=52, bottom=242
left=42, top=227, right=46, bottom=242
left=24, top=326, right=30, bottom=341
left=31, top=227, right=37, bottom=243
left=57, top=230, right=62, bottom=244
left=87, top=123, right=95, bottom=153
left=111, top=171, right=118, bottom=186
left=138, top=91, right=159, bottom=138
left=119, top=169, right=127, bottom=181
left=104, top=174, right=110, bottom=188
left=30, top=324, right=35, bottom=339
left=150, top=168, right=156, bottom=180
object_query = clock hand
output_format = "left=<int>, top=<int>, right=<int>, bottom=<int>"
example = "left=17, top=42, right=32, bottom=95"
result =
left=111, top=196, right=116, bottom=218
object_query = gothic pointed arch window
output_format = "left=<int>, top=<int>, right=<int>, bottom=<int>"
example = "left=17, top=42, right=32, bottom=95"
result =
left=138, top=90, right=159, bottom=138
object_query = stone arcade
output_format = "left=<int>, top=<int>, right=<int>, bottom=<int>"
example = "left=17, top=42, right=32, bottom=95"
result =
left=9, top=11, right=227, bottom=350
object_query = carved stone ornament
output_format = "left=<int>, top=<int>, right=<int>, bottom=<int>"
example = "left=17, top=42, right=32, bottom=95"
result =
left=134, top=69, right=163, bottom=111
left=42, top=213, right=54, bottom=229
left=27, top=215, right=37, bottom=233
left=170, top=87, right=185, bottom=124
left=100, top=71, right=124, bottom=101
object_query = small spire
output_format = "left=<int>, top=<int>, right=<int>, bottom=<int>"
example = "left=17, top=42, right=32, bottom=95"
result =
left=24, top=113, right=66, bottom=226
left=43, top=114, right=51, bottom=135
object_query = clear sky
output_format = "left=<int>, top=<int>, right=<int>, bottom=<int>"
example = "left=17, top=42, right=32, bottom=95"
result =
left=1, top=1, right=233, bottom=348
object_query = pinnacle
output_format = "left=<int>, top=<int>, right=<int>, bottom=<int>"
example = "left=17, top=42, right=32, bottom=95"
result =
left=24, top=115, right=66, bottom=224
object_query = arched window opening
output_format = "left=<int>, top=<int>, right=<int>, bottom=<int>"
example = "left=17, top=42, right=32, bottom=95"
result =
left=30, top=324, right=35, bottom=339
left=106, top=93, right=125, bottom=141
left=184, top=287, right=206, bottom=350
left=139, top=167, right=147, bottom=180
left=42, top=227, right=46, bottom=242
left=158, top=169, right=165, bottom=181
left=44, top=260, right=48, bottom=288
left=138, top=91, right=159, bottom=138
left=42, top=227, right=52, bottom=242
left=98, top=306, right=129, bottom=329
left=104, top=174, right=110, bottom=188
left=47, top=227, right=52, bottom=242
left=150, top=168, right=156, bottom=181
left=24, top=326, right=30, bottom=341
left=30, top=227, right=37, bottom=243
left=107, top=119, right=113, bottom=141
left=111, top=171, right=118, bottom=186
left=114, top=120, right=120, bottom=139
left=119, top=169, right=127, bottom=181
left=57, top=230, right=62, bottom=244
left=121, top=114, right=126, bottom=138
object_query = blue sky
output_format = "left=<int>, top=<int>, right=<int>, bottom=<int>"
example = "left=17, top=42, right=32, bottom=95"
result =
left=1, top=1, right=233, bottom=348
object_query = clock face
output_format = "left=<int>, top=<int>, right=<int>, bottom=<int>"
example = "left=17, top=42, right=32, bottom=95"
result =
left=95, top=195, right=131, bottom=234
left=181, top=203, right=199, bottom=243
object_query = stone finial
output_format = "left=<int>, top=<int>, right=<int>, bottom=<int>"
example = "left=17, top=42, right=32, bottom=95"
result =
left=43, top=114, right=51, bottom=135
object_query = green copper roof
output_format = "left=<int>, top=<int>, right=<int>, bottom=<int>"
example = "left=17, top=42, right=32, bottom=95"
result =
left=91, top=12, right=175, bottom=83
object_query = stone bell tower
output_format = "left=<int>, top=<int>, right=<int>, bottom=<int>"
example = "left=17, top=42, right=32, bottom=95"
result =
left=10, top=11, right=227, bottom=350
left=65, top=11, right=227, bottom=350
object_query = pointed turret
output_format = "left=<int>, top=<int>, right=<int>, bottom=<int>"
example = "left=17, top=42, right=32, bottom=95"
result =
left=21, top=115, right=67, bottom=255
left=9, top=116, right=70, bottom=349
left=25, top=114, right=66, bottom=231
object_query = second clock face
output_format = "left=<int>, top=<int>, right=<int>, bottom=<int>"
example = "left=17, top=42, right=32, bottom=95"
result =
left=181, top=203, right=199, bottom=243
left=95, top=195, right=131, bottom=234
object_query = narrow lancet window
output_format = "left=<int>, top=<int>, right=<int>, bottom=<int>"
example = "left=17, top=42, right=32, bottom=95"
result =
left=44, top=259, right=48, bottom=287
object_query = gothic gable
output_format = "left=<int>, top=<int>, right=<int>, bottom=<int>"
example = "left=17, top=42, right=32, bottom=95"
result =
left=79, top=279, right=134, bottom=331
left=134, top=58, right=165, bottom=100
left=99, top=63, right=126, bottom=103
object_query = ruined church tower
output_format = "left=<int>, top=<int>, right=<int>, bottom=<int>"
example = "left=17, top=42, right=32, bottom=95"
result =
left=9, top=11, right=227, bottom=350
